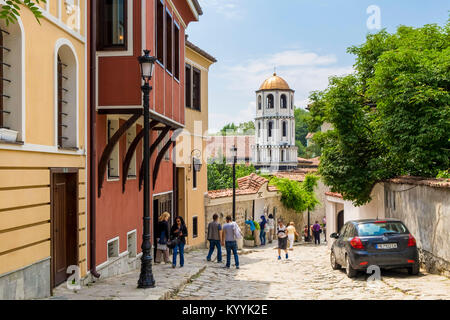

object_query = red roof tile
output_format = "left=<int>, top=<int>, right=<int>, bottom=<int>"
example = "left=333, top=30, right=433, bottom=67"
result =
left=325, top=192, right=343, bottom=199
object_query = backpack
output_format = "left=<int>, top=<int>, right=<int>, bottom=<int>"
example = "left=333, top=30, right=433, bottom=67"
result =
left=232, top=222, right=242, bottom=240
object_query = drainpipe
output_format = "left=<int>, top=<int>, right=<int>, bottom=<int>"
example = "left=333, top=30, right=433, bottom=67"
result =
left=89, top=0, right=100, bottom=279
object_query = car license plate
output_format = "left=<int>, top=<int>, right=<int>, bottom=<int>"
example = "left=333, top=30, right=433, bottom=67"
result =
left=377, top=243, right=397, bottom=249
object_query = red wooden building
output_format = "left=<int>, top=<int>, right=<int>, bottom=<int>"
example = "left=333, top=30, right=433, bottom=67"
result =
left=87, top=0, right=202, bottom=279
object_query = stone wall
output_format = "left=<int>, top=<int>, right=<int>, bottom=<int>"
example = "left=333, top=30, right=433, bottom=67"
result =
left=204, top=192, right=327, bottom=243
left=0, top=258, right=50, bottom=300
left=384, top=183, right=450, bottom=277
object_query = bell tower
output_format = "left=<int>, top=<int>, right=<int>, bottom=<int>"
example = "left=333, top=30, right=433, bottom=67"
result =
left=252, top=73, right=298, bottom=172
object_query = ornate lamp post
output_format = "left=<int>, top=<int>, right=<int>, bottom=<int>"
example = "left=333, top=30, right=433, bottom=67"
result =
left=230, top=145, right=237, bottom=221
left=137, top=50, right=156, bottom=289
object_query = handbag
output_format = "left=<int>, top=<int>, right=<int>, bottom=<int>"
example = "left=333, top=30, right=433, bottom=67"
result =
left=167, top=237, right=180, bottom=249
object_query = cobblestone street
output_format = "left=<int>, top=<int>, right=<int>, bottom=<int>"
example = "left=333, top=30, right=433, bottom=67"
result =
left=172, top=243, right=450, bottom=300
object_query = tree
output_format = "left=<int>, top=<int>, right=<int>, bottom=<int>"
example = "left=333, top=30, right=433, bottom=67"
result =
left=207, top=156, right=257, bottom=190
left=218, top=121, right=255, bottom=136
left=308, top=21, right=450, bottom=206
left=1, top=0, right=46, bottom=25
left=294, top=108, right=310, bottom=147
left=269, top=174, right=320, bottom=212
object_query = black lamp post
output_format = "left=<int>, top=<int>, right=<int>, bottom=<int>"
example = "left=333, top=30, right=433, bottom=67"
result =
left=230, top=145, right=237, bottom=221
left=137, top=49, right=156, bottom=289
left=307, top=208, right=311, bottom=242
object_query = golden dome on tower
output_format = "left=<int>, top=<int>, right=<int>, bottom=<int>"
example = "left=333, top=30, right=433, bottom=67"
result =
left=259, top=73, right=291, bottom=91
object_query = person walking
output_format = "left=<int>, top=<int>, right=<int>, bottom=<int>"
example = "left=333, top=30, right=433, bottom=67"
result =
left=313, top=221, right=321, bottom=245
left=206, top=214, right=222, bottom=263
left=170, top=216, right=188, bottom=268
left=155, top=212, right=171, bottom=264
left=286, top=222, right=299, bottom=250
left=267, top=214, right=275, bottom=243
left=303, top=225, right=309, bottom=242
left=322, top=216, right=327, bottom=242
left=222, top=216, right=241, bottom=269
left=277, top=220, right=289, bottom=260
left=259, top=215, right=267, bottom=246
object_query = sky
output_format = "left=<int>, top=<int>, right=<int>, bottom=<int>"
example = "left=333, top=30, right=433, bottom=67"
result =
left=186, top=0, right=449, bottom=133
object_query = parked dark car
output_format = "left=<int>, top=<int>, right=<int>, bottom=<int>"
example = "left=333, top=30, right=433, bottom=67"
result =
left=330, top=219, right=419, bottom=278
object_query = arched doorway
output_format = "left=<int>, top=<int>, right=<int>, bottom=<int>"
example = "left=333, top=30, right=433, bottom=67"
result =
left=337, top=210, right=344, bottom=233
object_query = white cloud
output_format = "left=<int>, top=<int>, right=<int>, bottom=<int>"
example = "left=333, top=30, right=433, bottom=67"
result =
left=199, top=0, right=242, bottom=19
left=209, top=101, right=255, bottom=134
left=218, top=49, right=353, bottom=109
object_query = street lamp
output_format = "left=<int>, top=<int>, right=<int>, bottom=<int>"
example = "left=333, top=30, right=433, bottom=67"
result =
left=137, top=49, right=156, bottom=289
left=230, top=145, right=237, bottom=221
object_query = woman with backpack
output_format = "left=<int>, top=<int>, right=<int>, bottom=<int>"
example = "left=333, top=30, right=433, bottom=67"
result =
left=170, top=216, right=188, bottom=268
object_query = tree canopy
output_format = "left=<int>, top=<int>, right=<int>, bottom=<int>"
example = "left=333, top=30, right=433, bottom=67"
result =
left=269, top=174, right=320, bottom=212
left=1, top=1, right=46, bottom=25
left=216, top=121, right=255, bottom=136
left=207, top=157, right=257, bottom=190
left=308, top=21, right=450, bottom=206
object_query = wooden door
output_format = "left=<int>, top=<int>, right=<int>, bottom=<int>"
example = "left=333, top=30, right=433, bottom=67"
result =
left=51, top=171, right=78, bottom=288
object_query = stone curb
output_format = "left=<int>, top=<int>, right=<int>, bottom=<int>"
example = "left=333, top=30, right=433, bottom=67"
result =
left=158, top=266, right=207, bottom=300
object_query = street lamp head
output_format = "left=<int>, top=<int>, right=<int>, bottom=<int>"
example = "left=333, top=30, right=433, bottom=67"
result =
left=138, top=49, right=156, bottom=83
left=230, top=145, right=237, bottom=158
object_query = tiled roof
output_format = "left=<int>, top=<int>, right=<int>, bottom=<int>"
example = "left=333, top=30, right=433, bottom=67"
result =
left=325, top=192, right=343, bottom=199
left=237, top=173, right=268, bottom=191
left=297, top=157, right=320, bottom=167
left=388, top=176, right=450, bottom=189
left=208, top=173, right=274, bottom=199
left=273, top=169, right=318, bottom=182
left=206, top=135, right=255, bottom=161
left=306, top=132, right=315, bottom=140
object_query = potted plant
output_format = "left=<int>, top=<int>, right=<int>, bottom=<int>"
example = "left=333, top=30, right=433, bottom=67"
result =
left=244, top=235, right=255, bottom=248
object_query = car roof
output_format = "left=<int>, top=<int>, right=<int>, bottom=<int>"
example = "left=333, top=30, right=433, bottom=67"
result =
left=349, top=218, right=403, bottom=224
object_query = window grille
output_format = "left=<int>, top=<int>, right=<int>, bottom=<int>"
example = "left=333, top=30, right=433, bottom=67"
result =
left=57, top=55, right=70, bottom=147
left=0, top=28, right=11, bottom=130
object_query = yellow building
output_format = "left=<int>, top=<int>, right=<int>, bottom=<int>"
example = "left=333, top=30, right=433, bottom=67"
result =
left=0, top=1, right=86, bottom=299
left=175, top=39, right=216, bottom=248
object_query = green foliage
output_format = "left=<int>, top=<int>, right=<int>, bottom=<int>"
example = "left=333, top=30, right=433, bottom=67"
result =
left=217, top=121, right=255, bottom=136
left=437, top=169, right=450, bottom=179
left=294, top=107, right=322, bottom=158
left=294, top=108, right=310, bottom=147
left=269, top=174, right=320, bottom=212
left=207, top=157, right=257, bottom=190
left=244, top=234, right=254, bottom=241
left=1, top=0, right=46, bottom=25
left=308, top=21, right=450, bottom=206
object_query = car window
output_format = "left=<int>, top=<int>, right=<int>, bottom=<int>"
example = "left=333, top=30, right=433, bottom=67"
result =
left=338, top=224, right=347, bottom=237
left=341, top=223, right=350, bottom=237
left=357, top=221, right=408, bottom=236
left=348, top=225, right=357, bottom=237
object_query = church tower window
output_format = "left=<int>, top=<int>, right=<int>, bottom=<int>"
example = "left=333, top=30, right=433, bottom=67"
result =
left=280, top=94, right=287, bottom=109
left=266, top=94, right=274, bottom=109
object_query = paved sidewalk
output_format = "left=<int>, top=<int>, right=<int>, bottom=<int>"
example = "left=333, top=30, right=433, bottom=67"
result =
left=46, top=246, right=255, bottom=300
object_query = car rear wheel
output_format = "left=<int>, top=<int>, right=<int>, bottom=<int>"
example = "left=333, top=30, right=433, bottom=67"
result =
left=408, top=262, right=420, bottom=275
left=345, top=255, right=357, bottom=278
left=330, top=251, right=341, bottom=270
